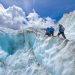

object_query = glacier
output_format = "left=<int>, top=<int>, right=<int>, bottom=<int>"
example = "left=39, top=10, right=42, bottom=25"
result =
left=0, top=3, right=75, bottom=75
left=0, top=26, right=75, bottom=75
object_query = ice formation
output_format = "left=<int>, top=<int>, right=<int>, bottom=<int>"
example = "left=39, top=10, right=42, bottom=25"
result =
left=0, top=4, right=75, bottom=75
left=59, top=11, right=75, bottom=40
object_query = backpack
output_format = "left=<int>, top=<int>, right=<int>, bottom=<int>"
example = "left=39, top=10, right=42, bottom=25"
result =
left=62, top=26, right=65, bottom=30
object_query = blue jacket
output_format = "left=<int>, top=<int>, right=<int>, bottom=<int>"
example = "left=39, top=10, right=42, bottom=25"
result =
left=49, top=27, right=55, bottom=32
left=59, top=25, right=64, bottom=32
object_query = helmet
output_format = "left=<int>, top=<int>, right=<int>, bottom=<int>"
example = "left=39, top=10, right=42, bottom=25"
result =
left=59, top=24, right=62, bottom=27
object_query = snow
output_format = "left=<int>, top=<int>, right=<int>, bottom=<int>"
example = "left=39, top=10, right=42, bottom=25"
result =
left=0, top=4, right=55, bottom=29
left=59, top=10, right=75, bottom=40
left=0, top=4, right=27, bottom=29
left=27, top=10, right=55, bottom=28
left=0, top=27, right=74, bottom=75
left=0, top=3, right=75, bottom=75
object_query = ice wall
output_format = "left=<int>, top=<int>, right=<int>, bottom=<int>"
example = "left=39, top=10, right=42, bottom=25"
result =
left=59, top=11, right=75, bottom=40
left=0, top=27, right=75, bottom=75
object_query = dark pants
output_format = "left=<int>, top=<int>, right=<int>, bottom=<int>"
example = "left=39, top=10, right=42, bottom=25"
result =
left=46, top=31, right=54, bottom=37
left=58, top=32, right=66, bottom=39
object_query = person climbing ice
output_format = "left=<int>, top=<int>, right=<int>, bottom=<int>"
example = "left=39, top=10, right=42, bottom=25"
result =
left=57, top=24, right=66, bottom=39
left=49, top=26, right=55, bottom=37
left=45, top=26, right=55, bottom=37
left=45, top=27, right=50, bottom=36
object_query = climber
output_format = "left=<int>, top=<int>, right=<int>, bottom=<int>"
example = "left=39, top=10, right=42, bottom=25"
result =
left=57, top=24, right=66, bottom=39
left=45, top=26, right=55, bottom=37
left=45, top=27, right=50, bottom=36
left=49, top=26, right=55, bottom=37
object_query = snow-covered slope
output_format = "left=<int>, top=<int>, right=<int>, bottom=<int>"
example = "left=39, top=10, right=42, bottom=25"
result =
left=0, top=27, right=75, bottom=75
left=59, top=11, right=75, bottom=40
